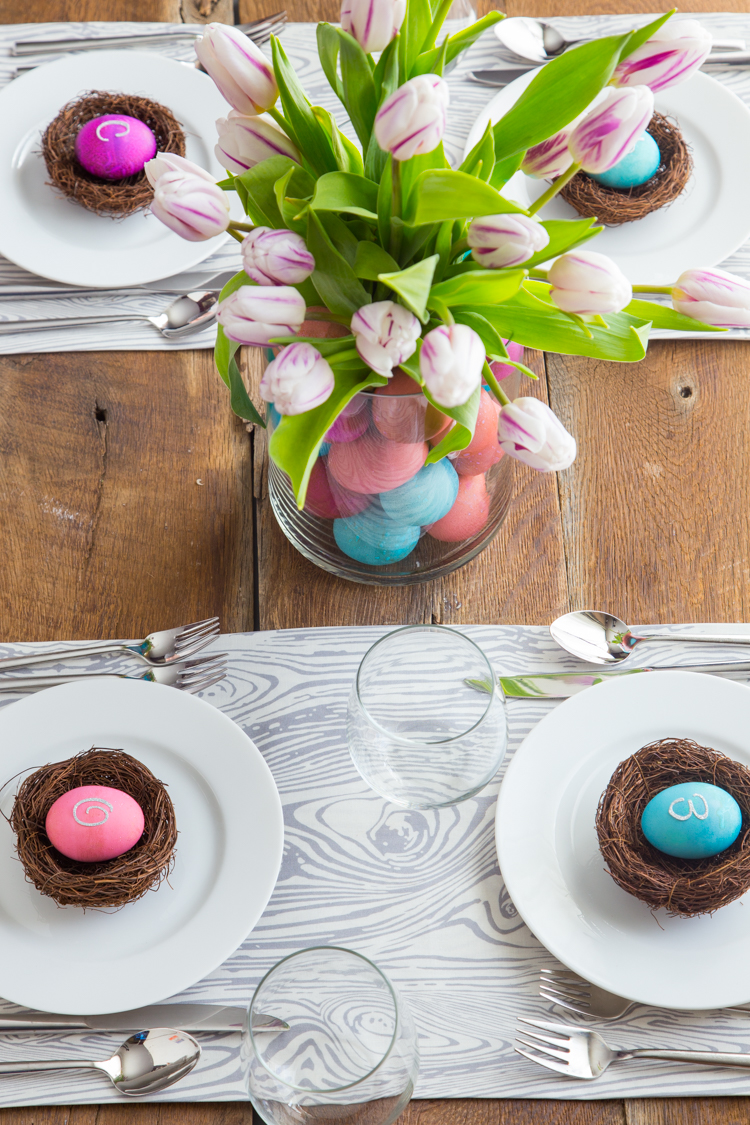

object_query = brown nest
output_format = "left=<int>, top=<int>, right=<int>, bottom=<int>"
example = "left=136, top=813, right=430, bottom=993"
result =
left=41, top=91, right=186, bottom=218
left=9, top=748, right=177, bottom=909
left=596, top=738, right=750, bottom=917
left=560, top=113, right=693, bottom=227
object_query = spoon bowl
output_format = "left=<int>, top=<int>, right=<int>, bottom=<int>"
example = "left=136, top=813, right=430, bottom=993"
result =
left=0, top=1028, right=201, bottom=1096
left=550, top=610, right=750, bottom=665
left=493, top=17, right=584, bottom=63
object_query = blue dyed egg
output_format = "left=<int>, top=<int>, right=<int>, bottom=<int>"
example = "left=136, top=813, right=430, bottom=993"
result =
left=641, top=782, right=742, bottom=859
left=319, top=441, right=331, bottom=457
left=267, top=403, right=281, bottom=429
left=379, top=460, right=459, bottom=526
left=590, top=132, right=661, bottom=190
left=334, top=502, right=420, bottom=566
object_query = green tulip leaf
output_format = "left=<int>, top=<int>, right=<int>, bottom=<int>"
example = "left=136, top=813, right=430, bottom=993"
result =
left=623, top=298, right=724, bottom=333
left=378, top=255, right=440, bottom=321
left=429, top=268, right=525, bottom=308
left=307, top=210, right=370, bottom=316
left=413, top=11, right=503, bottom=76
left=274, top=165, right=316, bottom=233
left=354, top=242, right=400, bottom=279
left=396, top=341, right=478, bottom=460
left=235, top=155, right=300, bottom=227
left=215, top=323, right=265, bottom=426
left=404, top=170, right=525, bottom=225
left=522, top=217, right=604, bottom=269
left=311, top=172, right=379, bottom=220
left=452, top=308, right=510, bottom=362
left=272, top=36, right=339, bottom=176
left=337, top=28, right=379, bottom=146
left=316, top=23, right=345, bottom=102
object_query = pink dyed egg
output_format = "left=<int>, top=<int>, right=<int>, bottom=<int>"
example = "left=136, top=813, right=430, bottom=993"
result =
left=489, top=340, right=524, bottom=382
left=304, top=458, right=371, bottom=519
left=427, top=473, right=490, bottom=542
left=45, top=785, right=145, bottom=863
left=75, top=115, right=157, bottom=181
left=328, top=432, right=428, bottom=494
left=452, top=390, right=503, bottom=477
left=325, top=398, right=370, bottom=443
left=373, top=371, right=453, bottom=444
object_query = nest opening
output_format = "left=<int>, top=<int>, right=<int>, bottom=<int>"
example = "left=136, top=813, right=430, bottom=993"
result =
left=559, top=113, right=693, bottom=226
left=41, top=91, right=186, bottom=218
left=9, top=748, right=177, bottom=909
left=596, top=738, right=750, bottom=917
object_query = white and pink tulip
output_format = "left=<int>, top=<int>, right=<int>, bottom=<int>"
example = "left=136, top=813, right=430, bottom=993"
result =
left=215, top=112, right=300, bottom=174
left=612, top=20, right=712, bottom=94
left=671, top=267, right=750, bottom=328
left=218, top=285, right=306, bottom=345
left=195, top=23, right=278, bottom=115
left=260, top=342, right=335, bottom=415
left=242, top=227, right=315, bottom=286
left=149, top=170, right=230, bottom=242
left=340, top=0, right=406, bottom=53
left=468, top=213, right=550, bottom=269
left=351, top=301, right=421, bottom=377
left=548, top=250, right=632, bottom=315
left=521, top=132, right=575, bottom=179
left=497, top=397, right=576, bottom=472
left=568, top=85, right=654, bottom=174
left=419, top=323, right=484, bottom=408
left=374, top=75, right=449, bottom=162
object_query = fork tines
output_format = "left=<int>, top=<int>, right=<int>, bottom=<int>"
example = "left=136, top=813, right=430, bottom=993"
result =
left=539, top=968, right=592, bottom=1009
left=175, top=617, right=220, bottom=658
left=515, top=1018, right=577, bottom=1075
left=177, top=651, right=227, bottom=693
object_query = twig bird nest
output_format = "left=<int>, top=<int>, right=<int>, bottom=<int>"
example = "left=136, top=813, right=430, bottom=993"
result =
left=9, top=748, right=177, bottom=909
left=596, top=738, right=750, bottom=917
left=41, top=91, right=186, bottom=217
left=560, top=113, right=693, bottom=227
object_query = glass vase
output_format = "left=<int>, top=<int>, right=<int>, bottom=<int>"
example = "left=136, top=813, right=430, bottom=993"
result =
left=267, top=368, right=520, bottom=585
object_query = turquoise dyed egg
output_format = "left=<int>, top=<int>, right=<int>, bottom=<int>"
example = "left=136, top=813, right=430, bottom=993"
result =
left=641, top=782, right=742, bottom=859
left=380, top=460, right=459, bottom=526
left=334, top=502, right=420, bottom=565
left=590, top=132, right=661, bottom=190
left=319, top=441, right=331, bottom=457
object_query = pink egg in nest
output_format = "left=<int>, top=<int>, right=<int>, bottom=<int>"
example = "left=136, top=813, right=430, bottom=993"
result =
left=304, top=458, right=371, bottom=519
left=489, top=340, right=524, bottom=382
left=45, top=784, right=145, bottom=863
left=328, top=431, right=428, bottom=494
left=452, top=390, right=503, bottom=476
left=427, top=473, right=490, bottom=542
left=325, top=397, right=370, bottom=443
left=75, top=115, right=157, bottom=181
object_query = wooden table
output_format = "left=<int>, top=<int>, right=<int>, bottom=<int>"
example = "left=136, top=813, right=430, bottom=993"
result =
left=1, top=0, right=749, bottom=1119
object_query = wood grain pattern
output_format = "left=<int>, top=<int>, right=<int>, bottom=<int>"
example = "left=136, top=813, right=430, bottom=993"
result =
left=402, top=1101, right=627, bottom=1125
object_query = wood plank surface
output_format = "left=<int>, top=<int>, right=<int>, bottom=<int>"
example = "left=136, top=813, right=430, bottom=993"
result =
left=0, top=0, right=749, bottom=1121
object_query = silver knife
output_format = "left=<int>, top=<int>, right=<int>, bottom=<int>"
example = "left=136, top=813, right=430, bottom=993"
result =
left=0, top=1005, right=287, bottom=1033
left=468, top=661, right=750, bottom=699
left=469, top=52, right=750, bottom=87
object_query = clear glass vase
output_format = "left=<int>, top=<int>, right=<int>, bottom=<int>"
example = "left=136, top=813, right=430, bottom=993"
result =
left=267, top=368, right=520, bottom=586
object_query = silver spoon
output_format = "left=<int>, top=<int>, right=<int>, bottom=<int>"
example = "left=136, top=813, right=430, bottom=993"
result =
left=0, top=290, right=219, bottom=339
left=494, top=17, right=744, bottom=65
left=550, top=609, right=750, bottom=665
left=0, top=1028, right=200, bottom=1096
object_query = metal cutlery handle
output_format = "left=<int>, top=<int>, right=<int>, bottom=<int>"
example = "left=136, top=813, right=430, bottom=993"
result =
left=634, top=631, right=750, bottom=645
left=11, top=14, right=285, bottom=55
left=0, top=1059, right=100, bottom=1074
left=630, top=1048, right=750, bottom=1068
left=0, top=641, right=127, bottom=670
left=0, top=315, right=150, bottom=335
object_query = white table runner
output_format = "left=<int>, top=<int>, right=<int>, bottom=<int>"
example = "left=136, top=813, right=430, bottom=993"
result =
left=2, top=13, right=750, bottom=351
left=1, top=624, right=750, bottom=1104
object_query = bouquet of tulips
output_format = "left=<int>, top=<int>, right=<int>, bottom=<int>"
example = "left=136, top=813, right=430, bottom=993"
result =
left=145, top=5, right=750, bottom=506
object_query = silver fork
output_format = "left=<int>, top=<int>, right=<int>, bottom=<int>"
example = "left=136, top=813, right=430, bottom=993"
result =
left=0, top=618, right=220, bottom=672
left=0, top=652, right=227, bottom=694
left=539, top=968, right=750, bottom=1020
left=516, top=1018, right=750, bottom=1079
left=11, top=13, right=287, bottom=55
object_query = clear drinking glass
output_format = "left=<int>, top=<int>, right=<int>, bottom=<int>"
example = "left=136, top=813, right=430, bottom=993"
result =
left=243, top=947, right=419, bottom=1125
left=347, top=625, right=506, bottom=808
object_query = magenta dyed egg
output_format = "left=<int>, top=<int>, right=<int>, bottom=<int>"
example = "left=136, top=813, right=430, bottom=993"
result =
left=75, top=115, right=157, bottom=181
left=304, top=458, right=371, bottom=520
left=325, top=398, right=370, bottom=443
left=45, top=785, right=145, bottom=863
left=328, top=432, right=428, bottom=495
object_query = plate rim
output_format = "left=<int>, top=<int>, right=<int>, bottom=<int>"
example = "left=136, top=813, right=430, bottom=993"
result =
left=0, top=677, right=284, bottom=1014
left=0, top=49, right=230, bottom=288
left=495, top=669, right=750, bottom=1010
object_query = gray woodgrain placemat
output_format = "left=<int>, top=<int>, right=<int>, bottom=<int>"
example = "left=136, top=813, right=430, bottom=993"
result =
left=0, top=625, right=750, bottom=1103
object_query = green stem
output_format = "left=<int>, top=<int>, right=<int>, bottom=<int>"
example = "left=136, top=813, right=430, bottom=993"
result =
left=390, top=159, right=403, bottom=263
left=228, top=221, right=254, bottom=232
left=529, top=269, right=549, bottom=280
left=450, top=237, right=469, bottom=260
left=267, top=104, right=298, bottom=147
left=483, top=360, right=511, bottom=406
left=304, top=310, right=352, bottom=326
left=632, top=285, right=674, bottom=294
left=421, top=0, right=453, bottom=53
left=227, top=228, right=245, bottom=244
left=528, top=163, right=581, bottom=216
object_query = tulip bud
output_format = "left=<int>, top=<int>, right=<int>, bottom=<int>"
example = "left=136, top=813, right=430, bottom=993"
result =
left=150, top=171, right=230, bottom=242
left=671, top=267, right=750, bottom=328
left=497, top=398, right=576, bottom=472
left=612, top=20, right=712, bottom=93
left=350, top=301, right=421, bottom=377
left=218, top=284, right=306, bottom=346
left=468, top=214, right=550, bottom=269
left=260, top=342, right=335, bottom=415
left=521, top=132, right=574, bottom=179
left=195, top=23, right=278, bottom=116
left=340, top=0, right=406, bottom=54
left=374, top=75, right=449, bottom=162
left=419, top=324, right=484, bottom=408
left=242, top=227, right=315, bottom=287
left=568, top=85, right=654, bottom=174
left=145, top=152, right=216, bottom=188
left=215, top=111, right=300, bottom=174
left=548, top=250, right=632, bottom=315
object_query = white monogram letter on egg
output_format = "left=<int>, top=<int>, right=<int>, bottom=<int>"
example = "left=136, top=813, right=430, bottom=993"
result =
left=668, top=794, right=709, bottom=821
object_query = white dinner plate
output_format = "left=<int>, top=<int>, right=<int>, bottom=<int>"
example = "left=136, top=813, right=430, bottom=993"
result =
left=0, top=678, right=283, bottom=1015
left=0, top=51, right=242, bottom=287
left=496, top=671, right=750, bottom=1010
left=464, top=71, right=750, bottom=284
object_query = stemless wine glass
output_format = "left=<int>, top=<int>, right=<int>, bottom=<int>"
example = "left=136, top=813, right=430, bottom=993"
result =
left=347, top=625, right=506, bottom=808
left=243, top=947, right=419, bottom=1125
